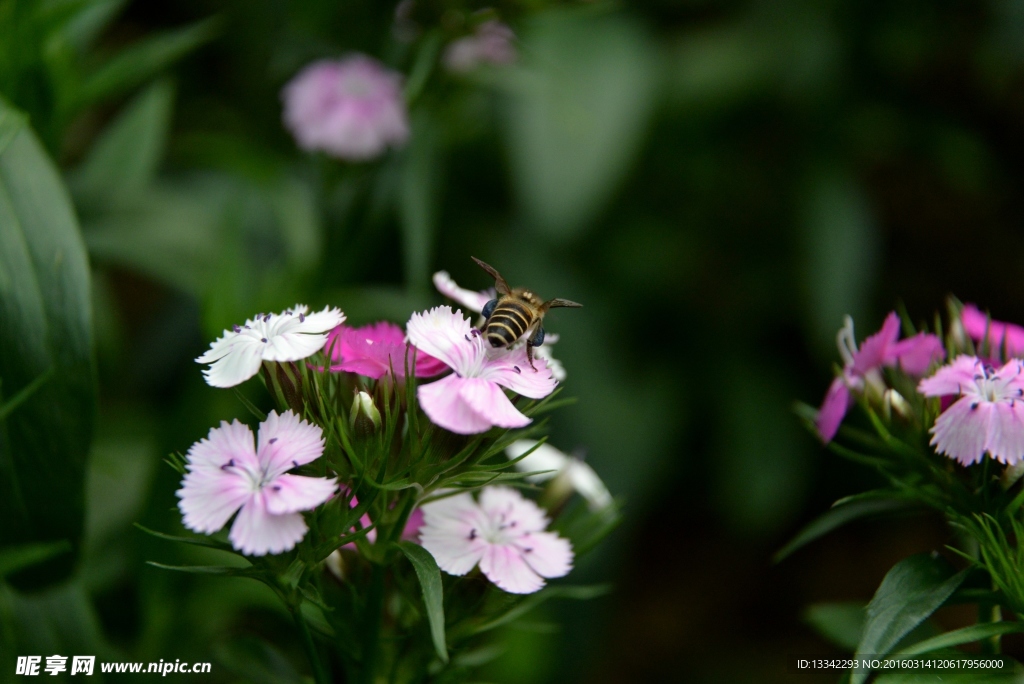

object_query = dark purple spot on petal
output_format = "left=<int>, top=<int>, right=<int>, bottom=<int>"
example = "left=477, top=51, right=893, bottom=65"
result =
left=468, top=528, right=477, bottom=540
left=465, top=334, right=472, bottom=342
left=292, top=460, right=299, bottom=468
left=513, top=366, right=521, bottom=374
left=523, top=547, right=533, bottom=553
left=264, top=314, right=271, bottom=322
left=971, top=402, right=980, bottom=410
left=233, top=325, right=241, bottom=333
left=269, top=437, right=278, bottom=444
left=299, top=313, right=305, bottom=322
left=262, top=338, right=268, bottom=343
left=220, top=458, right=235, bottom=470
left=272, top=485, right=281, bottom=491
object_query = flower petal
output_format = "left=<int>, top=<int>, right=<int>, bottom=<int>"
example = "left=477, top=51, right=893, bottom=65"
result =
left=479, top=486, right=548, bottom=533
left=228, top=499, right=309, bottom=556
left=515, top=530, right=573, bottom=579
left=852, top=312, right=901, bottom=374
left=458, top=378, right=532, bottom=430
left=962, top=303, right=1024, bottom=359
left=984, top=400, right=1024, bottom=465
left=890, top=333, right=946, bottom=375
left=199, top=335, right=265, bottom=388
left=255, top=410, right=326, bottom=477
left=505, top=440, right=568, bottom=483
left=929, top=397, right=990, bottom=466
left=479, top=544, right=545, bottom=594
left=418, top=375, right=497, bottom=434
left=816, top=377, right=851, bottom=443
left=432, top=271, right=494, bottom=313
left=264, top=474, right=337, bottom=515
left=567, top=462, right=613, bottom=511
left=419, top=493, right=489, bottom=575
left=185, top=419, right=260, bottom=472
left=406, top=306, right=480, bottom=375
left=919, top=355, right=983, bottom=397
left=177, top=471, right=253, bottom=534
left=478, top=346, right=557, bottom=399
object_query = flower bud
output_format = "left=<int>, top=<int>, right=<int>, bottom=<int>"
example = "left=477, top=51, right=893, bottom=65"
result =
left=350, top=391, right=381, bottom=436
left=883, top=388, right=912, bottom=421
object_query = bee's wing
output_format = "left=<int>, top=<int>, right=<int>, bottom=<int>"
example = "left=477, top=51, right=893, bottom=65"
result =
left=544, top=298, right=583, bottom=309
left=471, top=256, right=511, bottom=295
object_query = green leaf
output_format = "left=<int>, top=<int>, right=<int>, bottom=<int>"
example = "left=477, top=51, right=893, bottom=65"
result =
left=0, top=98, right=96, bottom=589
left=804, top=602, right=864, bottom=651
left=70, top=79, right=175, bottom=207
left=852, top=554, right=969, bottom=684
left=145, top=561, right=252, bottom=576
left=775, top=492, right=920, bottom=562
left=893, top=622, right=1024, bottom=657
left=501, top=9, right=657, bottom=240
left=133, top=523, right=236, bottom=552
left=399, top=111, right=440, bottom=294
left=0, top=540, right=72, bottom=578
left=397, top=541, right=448, bottom=663
left=0, top=366, right=53, bottom=420
left=459, top=584, right=611, bottom=640
left=76, top=18, right=218, bottom=108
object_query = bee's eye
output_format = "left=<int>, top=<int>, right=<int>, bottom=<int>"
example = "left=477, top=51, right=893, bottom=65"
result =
left=482, top=299, right=498, bottom=319
left=530, top=326, right=545, bottom=347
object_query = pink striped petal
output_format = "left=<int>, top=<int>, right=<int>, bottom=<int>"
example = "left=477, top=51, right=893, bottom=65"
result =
left=929, top=397, right=990, bottom=466
left=177, top=470, right=253, bottom=534
left=417, top=375, right=509, bottom=434
left=185, top=419, right=260, bottom=472
left=852, top=312, right=901, bottom=374
left=419, top=493, right=490, bottom=575
left=515, top=530, right=573, bottom=579
left=919, top=355, right=982, bottom=397
left=479, top=346, right=558, bottom=399
left=458, top=378, right=532, bottom=430
left=432, top=271, right=494, bottom=313
left=816, top=377, right=851, bottom=443
left=406, top=306, right=479, bottom=375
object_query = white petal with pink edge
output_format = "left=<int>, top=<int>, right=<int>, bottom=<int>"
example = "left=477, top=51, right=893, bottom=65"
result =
left=432, top=271, right=493, bottom=313
left=256, top=410, right=326, bottom=477
left=919, top=355, right=984, bottom=397
left=228, top=499, right=309, bottom=556
left=479, top=544, right=545, bottom=594
left=418, top=375, right=499, bottom=434
left=406, top=306, right=479, bottom=375
left=515, top=530, right=573, bottom=578
left=185, top=419, right=260, bottom=472
left=177, top=471, right=253, bottom=534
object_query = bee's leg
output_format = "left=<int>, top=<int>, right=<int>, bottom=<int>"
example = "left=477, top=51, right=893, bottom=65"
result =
left=526, top=341, right=538, bottom=371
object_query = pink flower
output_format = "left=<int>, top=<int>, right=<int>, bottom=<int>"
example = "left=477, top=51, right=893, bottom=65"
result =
left=406, top=307, right=557, bottom=434
left=324, top=321, right=446, bottom=378
left=176, top=411, right=337, bottom=556
left=961, top=303, right=1024, bottom=361
left=282, top=55, right=409, bottom=161
left=443, top=21, right=517, bottom=73
left=817, top=312, right=945, bottom=442
left=419, top=487, right=573, bottom=594
left=919, top=356, right=1024, bottom=465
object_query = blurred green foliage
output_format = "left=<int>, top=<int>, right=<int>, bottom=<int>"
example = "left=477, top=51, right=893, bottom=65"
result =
left=2, top=0, right=1024, bottom=681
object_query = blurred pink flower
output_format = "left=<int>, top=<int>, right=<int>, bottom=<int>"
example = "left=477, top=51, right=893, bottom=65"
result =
left=817, top=312, right=945, bottom=442
left=919, top=355, right=1024, bottom=465
left=961, top=303, right=1024, bottom=361
left=406, top=306, right=557, bottom=434
left=177, top=411, right=337, bottom=556
left=282, top=55, right=409, bottom=160
left=419, top=487, right=572, bottom=594
left=325, top=321, right=446, bottom=378
left=196, top=305, right=345, bottom=388
left=443, top=21, right=517, bottom=73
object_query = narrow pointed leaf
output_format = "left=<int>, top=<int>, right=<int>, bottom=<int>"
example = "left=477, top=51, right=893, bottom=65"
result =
left=397, top=541, right=448, bottom=663
left=893, top=622, right=1024, bottom=657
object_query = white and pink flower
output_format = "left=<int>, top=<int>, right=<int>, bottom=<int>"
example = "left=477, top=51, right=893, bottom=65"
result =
left=282, top=54, right=409, bottom=161
left=196, top=305, right=345, bottom=388
left=443, top=21, right=517, bottom=73
left=419, top=487, right=573, bottom=594
left=919, top=356, right=1024, bottom=466
left=406, top=306, right=557, bottom=434
left=177, top=410, right=337, bottom=556
left=506, top=440, right=612, bottom=511
left=817, top=312, right=945, bottom=442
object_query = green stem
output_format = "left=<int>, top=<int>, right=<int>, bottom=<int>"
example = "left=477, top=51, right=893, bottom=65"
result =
left=293, top=603, right=330, bottom=684
left=359, top=563, right=387, bottom=684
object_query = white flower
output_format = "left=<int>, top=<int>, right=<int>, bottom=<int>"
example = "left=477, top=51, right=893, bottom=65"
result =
left=196, top=305, right=345, bottom=388
left=505, top=440, right=612, bottom=511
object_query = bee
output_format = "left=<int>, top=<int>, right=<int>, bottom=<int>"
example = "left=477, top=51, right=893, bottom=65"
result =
left=471, top=256, right=582, bottom=370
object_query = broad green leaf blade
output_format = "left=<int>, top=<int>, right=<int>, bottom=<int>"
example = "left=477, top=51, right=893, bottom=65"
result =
left=502, top=10, right=657, bottom=241
left=775, top=492, right=920, bottom=562
left=70, top=79, right=174, bottom=207
left=893, top=622, right=1024, bottom=657
left=804, top=602, right=865, bottom=651
left=397, top=541, right=448, bottom=663
left=75, top=18, right=218, bottom=108
left=852, top=555, right=969, bottom=684
left=0, top=540, right=72, bottom=578
left=0, top=98, right=96, bottom=589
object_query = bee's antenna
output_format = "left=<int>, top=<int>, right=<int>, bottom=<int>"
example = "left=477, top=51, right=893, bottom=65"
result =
left=471, top=257, right=511, bottom=295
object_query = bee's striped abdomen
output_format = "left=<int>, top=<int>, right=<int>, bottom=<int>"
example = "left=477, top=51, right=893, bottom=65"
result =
left=484, top=299, right=533, bottom=348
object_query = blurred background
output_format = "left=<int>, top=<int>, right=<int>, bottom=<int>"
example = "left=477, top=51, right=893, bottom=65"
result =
left=4, top=0, right=1024, bottom=681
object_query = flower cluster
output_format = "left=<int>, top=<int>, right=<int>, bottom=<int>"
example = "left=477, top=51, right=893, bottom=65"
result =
left=816, top=303, right=1024, bottom=466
